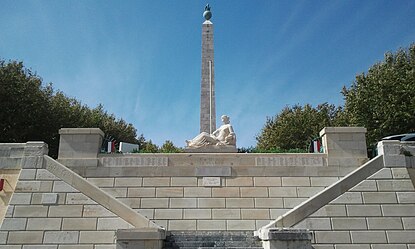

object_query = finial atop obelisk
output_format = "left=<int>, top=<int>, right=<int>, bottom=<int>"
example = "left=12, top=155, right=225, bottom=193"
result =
left=203, top=4, right=212, bottom=20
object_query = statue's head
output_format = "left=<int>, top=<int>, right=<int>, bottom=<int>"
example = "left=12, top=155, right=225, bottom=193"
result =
left=221, top=115, right=230, bottom=124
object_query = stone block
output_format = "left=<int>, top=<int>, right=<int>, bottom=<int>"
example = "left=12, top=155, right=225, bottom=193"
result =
left=368, top=168, right=392, bottom=179
left=269, top=187, right=297, bottom=197
left=62, top=218, right=97, bottom=230
left=241, top=209, right=269, bottom=219
left=254, top=177, right=282, bottom=186
left=396, top=192, right=415, bottom=203
left=103, top=187, right=127, bottom=198
left=183, top=187, right=211, bottom=197
left=227, top=220, right=255, bottom=230
left=142, top=177, right=170, bottom=187
left=41, top=193, right=59, bottom=205
left=141, top=198, right=169, bottom=208
left=19, top=169, right=36, bottom=180
left=53, top=181, right=77, bottom=192
left=371, top=245, right=407, bottom=249
left=136, top=209, right=154, bottom=219
left=183, top=209, right=211, bottom=219
left=283, top=198, right=308, bottom=208
left=0, top=232, right=7, bottom=244
left=156, top=188, right=183, bottom=198
left=15, top=181, right=52, bottom=192
left=346, top=204, right=382, bottom=216
left=22, top=246, right=58, bottom=249
left=297, top=187, right=325, bottom=197
left=9, top=193, right=32, bottom=205
left=255, top=198, right=283, bottom=208
left=44, top=231, right=79, bottom=244
left=367, top=217, right=403, bottom=230
left=13, top=206, right=48, bottom=217
left=171, top=177, right=197, bottom=186
left=381, top=204, right=415, bottom=216
left=56, top=246, right=93, bottom=249
left=294, top=218, right=331, bottom=230
left=377, top=180, right=415, bottom=191
left=332, top=192, right=363, bottom=204
left=350, top=180, right=378, bottom=192
left=350, top=231, right=387, bottom=243
left=226, top=177, right=253, bottom=186
left=83, top=205, right=115, bottom=217
left=170, top=198, right=196, bottom=208
left=5, top=206, right=14, bottom=218
left=0, top=218, right=26, bottom=231
left=391, top=168, right=410, bottom=179
left=66, top=193, right=96, bottom=205
left=402, top=217, right=415, bottom=229
left=202, top=177, right=221, bottom=187
left=114, top=177, right=142, bottom=187
left=168, top=220, right=196, bottom=230
left=270, top=209, right=290, bottom=219
left=310, top=177, right=339, bottom=187
left=198, top=198, right=225, bottom=208
left=35, top=169, right=59, bottom=180
left=314, top=231, right=351, bottom=243
left=26, top=218, right=61, bottom=230
left=335, top=245, right=370, bottom=249
left=362, top=192, right=397, bottom=204
left=97, top=217, right=133, bottom=230
left=154, top=209, right=182, bottom=219
left=240, top=187, right=268, bottom=197
left=7, top=231, right=43, bottom=244
left=79, top=231, right=115, bottom=244
left=212, top=209, right=240, bottom=219
left=48, top=205, right=83, bottom=217
left=212, top=187, right=239, bottom=197
left=87, top=178, right=114, bottom=187
left=331, top=218, right=367, bottom=230
left=225, top=198, right=254, bottom=208
left=128, top=188, right=155, bottom=197
left=282, top=177, right=310, bottom=186
left=197, top=220, right=226, bottom=230
left=195, top=166, right=231, bottom=176
left=310, top=205, right=347, bottom=217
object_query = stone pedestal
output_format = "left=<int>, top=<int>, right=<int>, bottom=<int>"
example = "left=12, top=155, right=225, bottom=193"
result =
left=378, top=140, right=415, bottom=167
left=58, top=128, right=104, bottom=166
left=257, top=228, right=312, bottom=249
left=320, top=127, right=368, bottom=167
left=184, top=145, right=237, bottom=153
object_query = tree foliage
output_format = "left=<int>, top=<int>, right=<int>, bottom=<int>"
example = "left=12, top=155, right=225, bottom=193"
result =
left=0, top=59, right=143, bottom=157
left=159, top=140, right=183, bottom=153
left=342, top=44, right=415, bottom=146
left=256, top=103, right=343, bottom=150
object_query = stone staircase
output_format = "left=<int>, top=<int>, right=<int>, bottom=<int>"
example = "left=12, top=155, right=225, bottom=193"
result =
left=163, top=231, right=263, bottom=249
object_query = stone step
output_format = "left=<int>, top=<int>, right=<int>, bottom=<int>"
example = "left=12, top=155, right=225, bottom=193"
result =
left=163, top=230, right=262, bottom=249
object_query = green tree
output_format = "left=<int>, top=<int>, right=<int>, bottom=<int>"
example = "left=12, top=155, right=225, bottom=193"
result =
left=342, top=43, right=415, bottom=146
left=159, top=140, right=182, bottom=153
left=139, top=140, right=159, bottom=153
left=256, top=103, right=343, bottom=150
left=0, top=59, right=144, bottom=157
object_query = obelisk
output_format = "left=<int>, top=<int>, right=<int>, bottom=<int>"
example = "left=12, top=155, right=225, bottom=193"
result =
left=200, top=4, right=216, bottom=134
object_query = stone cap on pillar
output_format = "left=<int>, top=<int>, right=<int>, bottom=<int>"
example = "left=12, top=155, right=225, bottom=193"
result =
left=59, top=128, right=104, bottom=136
left=319, top=127, right=367, bottom=136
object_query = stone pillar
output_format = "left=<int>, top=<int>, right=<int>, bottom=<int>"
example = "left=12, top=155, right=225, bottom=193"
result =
left=58, top=128, right=104, bottom=166
left=258, top=228, right=312, bottom=249
left=320, top=127, right=368, bottom=167
left=377, top=140, right=415, bottom=167
left=200, top=19, right=216, bottom=134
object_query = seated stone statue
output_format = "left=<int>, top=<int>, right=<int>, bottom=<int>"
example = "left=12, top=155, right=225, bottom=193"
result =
left=186, top=115, right=236, bottom=148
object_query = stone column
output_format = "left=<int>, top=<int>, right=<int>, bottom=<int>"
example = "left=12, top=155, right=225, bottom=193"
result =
left=319, top=127, right=368, bottom=167
left=200, top=19, right=216, bottom=134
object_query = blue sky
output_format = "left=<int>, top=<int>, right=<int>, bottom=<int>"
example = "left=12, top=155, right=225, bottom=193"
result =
left=1, top=1, right=414, bottom=148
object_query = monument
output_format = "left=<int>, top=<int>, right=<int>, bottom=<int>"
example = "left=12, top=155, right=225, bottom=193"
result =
left=186, top=4, right=237, bottom=152
left=200, top=4, right=216, bottom=134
